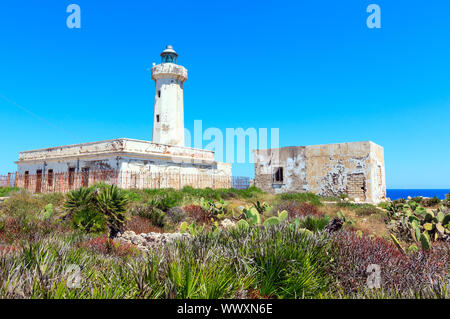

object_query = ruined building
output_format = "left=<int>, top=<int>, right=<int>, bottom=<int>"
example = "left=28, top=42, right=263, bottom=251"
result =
left=15, top=46, right=232, bottom=192
left=254, top=141, right=386, bottom=203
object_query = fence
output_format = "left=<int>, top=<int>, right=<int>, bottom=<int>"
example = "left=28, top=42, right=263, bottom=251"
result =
left=0, top=170, right=250, bottom=194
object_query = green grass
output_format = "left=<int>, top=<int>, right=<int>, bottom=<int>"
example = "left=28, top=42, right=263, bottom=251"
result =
left=0, top=187, right=20, bottom=197
left=276, top=192, right=323, bottom=206
left=122, top=185, right=264, bottom=205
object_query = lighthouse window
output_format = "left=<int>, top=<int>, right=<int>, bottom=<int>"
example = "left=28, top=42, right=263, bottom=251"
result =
left=156, top=114, right=160, bottom=122
left=158, top=90, right=161, bottom=98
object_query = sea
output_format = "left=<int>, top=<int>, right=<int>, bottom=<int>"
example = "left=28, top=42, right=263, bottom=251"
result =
left=386, top=189, right=450, bottom=200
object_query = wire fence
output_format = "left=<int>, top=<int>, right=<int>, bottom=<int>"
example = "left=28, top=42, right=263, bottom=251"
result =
left=0, top=171, right=250, bottom=194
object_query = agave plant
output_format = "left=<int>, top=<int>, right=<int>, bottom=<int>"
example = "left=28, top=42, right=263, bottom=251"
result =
left=93, top=185, right=129, bottom=238
left=64, top=187, right=93, bottom=215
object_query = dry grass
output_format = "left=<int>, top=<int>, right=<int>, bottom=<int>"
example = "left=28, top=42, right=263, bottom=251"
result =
left=320, top=203, right=390, bottom=239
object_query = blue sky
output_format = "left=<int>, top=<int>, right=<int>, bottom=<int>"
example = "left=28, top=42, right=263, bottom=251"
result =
left=0, top=0, right=449, bottom=188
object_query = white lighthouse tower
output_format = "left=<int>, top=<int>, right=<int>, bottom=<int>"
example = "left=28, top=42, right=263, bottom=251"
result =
left=151, top=45, right=187, bottom=147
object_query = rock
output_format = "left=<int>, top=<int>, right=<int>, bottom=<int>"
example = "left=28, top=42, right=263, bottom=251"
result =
left=221, top=218, right=235, bottom=229
left=117, top=231, right=191, bottom=251
left=122, top=230, right=136, bottom=238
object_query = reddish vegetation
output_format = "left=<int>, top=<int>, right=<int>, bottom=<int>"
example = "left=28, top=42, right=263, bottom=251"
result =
left=275, top=201, right=323, bottom=219
left=0, top=216, right=70, bottom=243
left=0, top=244, right=21, bottom=255
left=124, top=215, right=163, bottom=234
left=329, top=231, right=448, bottom=291
left=247, top=289, right=276, bottom=299
left=183, top=205, right=211, bottom=224
left=80, top=236, right=139, bottom=258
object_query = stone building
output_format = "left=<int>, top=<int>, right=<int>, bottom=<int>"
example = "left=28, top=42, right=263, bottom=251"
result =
left=254, top=141, right=386, bottom=203
left=15, top=46, right=232, bottom=193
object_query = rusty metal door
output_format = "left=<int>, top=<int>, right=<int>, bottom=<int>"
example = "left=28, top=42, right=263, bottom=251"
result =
left=81, top=168, right=90, bottom=188
left=36, top=170, right=42, bottom=193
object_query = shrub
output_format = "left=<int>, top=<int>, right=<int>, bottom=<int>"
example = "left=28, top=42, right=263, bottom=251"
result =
left=142, top=189, right=183, bottom=208
left=410, top=196, right=423, bottom=204
left=150, top=193, right=180, bottom=212
left=183, top=204, right=210, bottom=224
left=71, top=208, right=105, bottom=233
left=124, top=215, right=163, bottom=234
left=92, top=185, right=129, bottom=238
left=65, top=188, right=93, bottom=215
left=298, top=215, right=330, bottom=232
left=1, top=191, right=47, bottom=218
left=421, top=196, right=441, bottom=207
left=130, top=203, right=166, bottom=228
left=166, top=206, right=186, bottom=224
left=328, top=230, right=448, bottom=293
left=274, top=201, right=323, bottom=219
left=80, top=236, right=139, bottom=258
left=444, top=194, right=450, bottom=208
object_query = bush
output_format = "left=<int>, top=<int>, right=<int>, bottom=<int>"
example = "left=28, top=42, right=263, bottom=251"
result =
left=183, top=204, right=210, bottom=224
left=421, top=196, right=441, bottom=207
left=65, top=185, right=129, bottom=238
left=71, top=208, right=105, bottom=233
left=65, top=188, right=93, bottom=214
left=124, top=215, right=162, bottom=234
left=444, top=194, right=450, bottom=208
left=130, top=203, right=165, bottom=228
left=410, top=196, right=423, bottom=204
left=328, top=230, right=448, bottom=293
left=298, top=215, right=330, bottom=232
left=80, top=236, right=139, bottom=258
left=166, top=206, right=186, bottom=224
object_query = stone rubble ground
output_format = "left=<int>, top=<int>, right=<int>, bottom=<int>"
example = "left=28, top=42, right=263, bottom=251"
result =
left=116, top=218, right=236, bottom=252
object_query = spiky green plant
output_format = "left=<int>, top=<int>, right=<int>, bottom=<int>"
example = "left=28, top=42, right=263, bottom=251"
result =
left=93, top=185, right=129, bottom=238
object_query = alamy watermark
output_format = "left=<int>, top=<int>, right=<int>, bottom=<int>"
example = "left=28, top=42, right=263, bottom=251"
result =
left=367, top=4, right=381, bottom=29
left=366, top=264, right=381, bottom=289
left=65, top=264, right=82, bottom=288
left=168, top=120, right=280, bottom=166
left=66, top=4, right=81, bottom=29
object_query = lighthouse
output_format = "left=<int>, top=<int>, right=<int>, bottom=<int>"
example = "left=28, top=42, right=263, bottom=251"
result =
left=151, top=45, right=187, bottom=147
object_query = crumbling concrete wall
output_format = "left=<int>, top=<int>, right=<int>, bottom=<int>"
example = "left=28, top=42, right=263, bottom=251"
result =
left=254, top=141, right=386, bottom=203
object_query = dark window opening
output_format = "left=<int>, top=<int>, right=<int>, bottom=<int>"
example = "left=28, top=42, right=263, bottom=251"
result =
left=273, top=167, right=284, bottom=183
left=48, top=169, right=54, bottom=187
left=156, top=114, right=160, bottom=122
left=68, top=168, right=75, bottom=188
left=158, top=90, right=161, bottom=98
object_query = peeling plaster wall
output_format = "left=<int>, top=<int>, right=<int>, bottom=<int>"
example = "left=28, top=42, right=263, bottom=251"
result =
left=254, top=141, right=386, bottom=203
